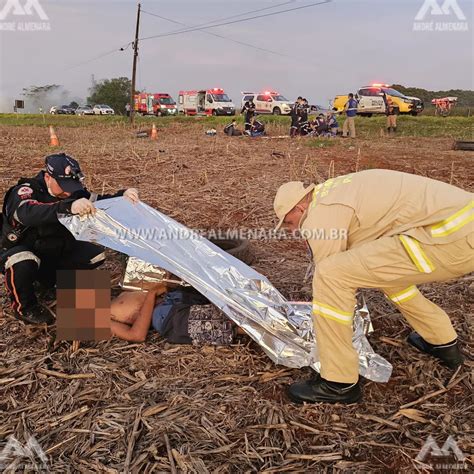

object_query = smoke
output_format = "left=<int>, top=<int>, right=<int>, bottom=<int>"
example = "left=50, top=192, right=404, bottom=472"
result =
left=3, top=85, right=85, bottom=113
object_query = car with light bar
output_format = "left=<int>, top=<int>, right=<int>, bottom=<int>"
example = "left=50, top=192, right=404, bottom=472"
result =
left=241, top=91, right=293, bottom=115
left=177, top=88, right=235, bottom=116
left=332, top=84, right=424, bottom=116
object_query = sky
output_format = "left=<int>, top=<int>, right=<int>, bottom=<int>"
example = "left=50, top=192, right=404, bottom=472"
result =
left=0, top=0, right=473, bottom=112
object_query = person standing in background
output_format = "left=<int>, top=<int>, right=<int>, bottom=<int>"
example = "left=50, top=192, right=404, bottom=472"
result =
left=342, top=93, right=358, bottom=138
left=384, top=93, right=399, bottom=135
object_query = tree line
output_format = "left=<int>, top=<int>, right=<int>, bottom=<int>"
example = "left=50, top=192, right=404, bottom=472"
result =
left=392, top=84, right=474, bottom=107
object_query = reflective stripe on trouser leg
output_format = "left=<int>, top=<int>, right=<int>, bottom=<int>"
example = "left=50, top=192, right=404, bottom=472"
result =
left=4, top=251, right=40, bottom=270
left=312, top=263, right=359, bottom=383
left=431, top=201, right=474, bottom=238
left=4, top=251, right=41, bottom=314
left=385, top=285, right=457, bottom=345
left=399, top=235, right=435, bottom=273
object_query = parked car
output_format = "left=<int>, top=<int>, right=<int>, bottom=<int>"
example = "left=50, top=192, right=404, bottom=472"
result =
left=93, top=104, right=115, bottom=115
left=75, top=105, right=94, bottom=116
left=309, top=104, right=330, bottom=115
left=50, top=105, right=76, bottom=115
left=241, top=91, right=293, bottom=115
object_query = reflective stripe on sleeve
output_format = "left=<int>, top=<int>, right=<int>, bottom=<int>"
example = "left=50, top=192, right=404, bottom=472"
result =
left=431, top=201, right=474, bottom=237
left=399, top=235, right=435, bottom=274
left=313, top=300, right=353, bottom=326
left=388, top=285, right=418, bottom=304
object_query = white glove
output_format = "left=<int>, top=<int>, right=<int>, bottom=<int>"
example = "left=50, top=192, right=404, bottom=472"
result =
left=124, top=188, right=139, bottom=204
left=71, top=198, right=96, bottom=216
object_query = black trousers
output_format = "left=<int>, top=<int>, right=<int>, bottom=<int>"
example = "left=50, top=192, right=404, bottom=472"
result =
left=244, top=112, right=254, bottom=131
left=0, top=241, right=105, bottom=315
left=290, top=116, right=300, bottom=136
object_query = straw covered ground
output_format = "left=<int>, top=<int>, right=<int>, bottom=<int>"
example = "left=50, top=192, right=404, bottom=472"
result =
left=0, top=119, right=473, bottom=472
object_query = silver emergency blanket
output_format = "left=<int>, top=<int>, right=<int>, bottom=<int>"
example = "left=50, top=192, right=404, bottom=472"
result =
left=60, top=198, right=392, bottom=383
left=121, top=257, right=190, bottom=290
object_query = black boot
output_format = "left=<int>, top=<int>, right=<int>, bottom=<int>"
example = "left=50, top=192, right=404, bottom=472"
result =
left=407, top=332, right=463, bottom=369
left=288, top=374, right=362, bottom=404
left=387, top=127, right=392, bottom=135
left=35, top=282, right=57, bottom=305
left=14, top=304, right=54, bottom=325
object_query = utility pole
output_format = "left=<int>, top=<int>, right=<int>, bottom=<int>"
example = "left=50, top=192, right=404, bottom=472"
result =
left=130, top=2, right=141, bottom=125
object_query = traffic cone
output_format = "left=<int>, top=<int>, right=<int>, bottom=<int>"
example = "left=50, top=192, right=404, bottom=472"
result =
left=151, top=123, right=158, bottom=140
left=49, top=126, right=60, bottom=146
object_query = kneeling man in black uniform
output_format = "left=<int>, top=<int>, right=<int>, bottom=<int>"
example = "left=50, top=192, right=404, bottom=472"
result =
left=0, top=153, right=139, bottom=324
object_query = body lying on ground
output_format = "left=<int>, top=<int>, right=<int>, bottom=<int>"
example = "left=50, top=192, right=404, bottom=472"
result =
left=110, top=283, right=245, bottom=344
left=224, top=120, right=243, bottom=136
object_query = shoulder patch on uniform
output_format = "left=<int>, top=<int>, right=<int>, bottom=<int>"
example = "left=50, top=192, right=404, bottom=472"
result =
left=17, top=186, right=33, bottom=200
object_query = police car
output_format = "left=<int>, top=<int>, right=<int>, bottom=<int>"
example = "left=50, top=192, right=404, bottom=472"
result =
left=241, top=91, right=293, bottom=115
left=333, top=84, right=424, bottom=116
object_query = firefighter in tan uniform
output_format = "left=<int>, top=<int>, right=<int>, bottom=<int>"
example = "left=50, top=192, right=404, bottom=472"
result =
left=273, top=169, right=473, bottom=404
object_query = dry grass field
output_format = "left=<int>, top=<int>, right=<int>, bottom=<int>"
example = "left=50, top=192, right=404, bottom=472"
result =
left=0, top=118, right=472, bottom=472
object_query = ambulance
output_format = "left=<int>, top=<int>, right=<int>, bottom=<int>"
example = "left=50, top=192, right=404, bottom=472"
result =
left=177, top=88, right=236, bottom=116
left=134, top=93, right=177, bottom=116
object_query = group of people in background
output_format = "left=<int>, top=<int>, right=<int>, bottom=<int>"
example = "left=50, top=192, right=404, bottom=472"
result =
left=223, top=99, right=266, bottom=137
left=223, top=117, right=265, bottom=137
left=223, top=91, right=399, bottom=139
left=290, top=97, right=309, bottom=137
left=290, top=97, right=340, bottom=138
left=341, top=91, right=399, bottom=138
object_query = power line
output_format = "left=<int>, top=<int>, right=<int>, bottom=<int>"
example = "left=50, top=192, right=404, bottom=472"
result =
left=141, top=0, right=296, bottom=36
left=141, top=10, right=295, bottom=60
left=139, top=0, right=332, bottom=42
left=63, top=41, right=132, bottom=72
left=60, top=1, right=331, bottom=75
left=64, top=3, right=297, bottom=73
left=63, top=48, right=124, bottom=72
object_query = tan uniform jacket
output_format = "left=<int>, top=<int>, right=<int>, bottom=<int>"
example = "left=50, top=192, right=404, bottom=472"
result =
left=301, top=169, right=473, bottom=264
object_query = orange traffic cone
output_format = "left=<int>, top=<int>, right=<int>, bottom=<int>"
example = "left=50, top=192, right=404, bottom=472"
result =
left=49, top=126, right=60, bottom=146
left=151, top=123, right=158, bottom=140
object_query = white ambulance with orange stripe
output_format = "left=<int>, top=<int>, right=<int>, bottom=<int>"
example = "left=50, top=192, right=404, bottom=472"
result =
left=177, top=88, right=236, bottom=116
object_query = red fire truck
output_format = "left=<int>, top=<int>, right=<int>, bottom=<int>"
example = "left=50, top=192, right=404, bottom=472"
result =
left=177, top=88, right=236, bottom=116
left=134, top=93, right=177, bottom=116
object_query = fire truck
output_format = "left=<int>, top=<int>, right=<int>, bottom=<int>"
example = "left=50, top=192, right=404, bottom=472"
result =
left=134, top=93, right=177, bottom=116
left=177, top=88, right=236, bottom=116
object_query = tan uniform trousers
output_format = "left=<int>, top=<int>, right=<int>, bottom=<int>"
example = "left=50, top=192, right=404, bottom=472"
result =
left=312, top=233, right=474, bottom=383
left=387, top=114, right=397, bottom=128
left=342, top=117, right=356, bottom=138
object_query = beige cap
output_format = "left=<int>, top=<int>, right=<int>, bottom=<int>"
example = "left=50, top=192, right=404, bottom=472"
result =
left=273, top=181, right=315, bottom=230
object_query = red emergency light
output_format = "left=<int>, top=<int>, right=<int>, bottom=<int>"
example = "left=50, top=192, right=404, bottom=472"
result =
left=371, top=83, right=389, bottom=87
